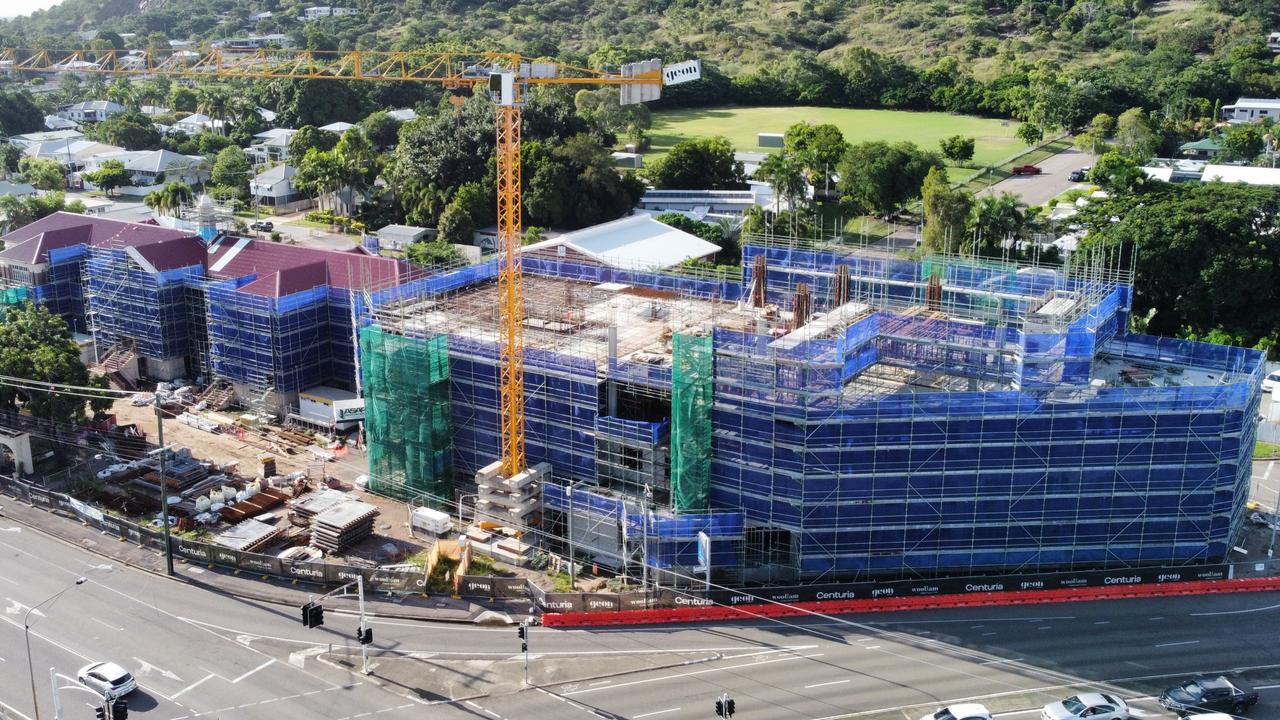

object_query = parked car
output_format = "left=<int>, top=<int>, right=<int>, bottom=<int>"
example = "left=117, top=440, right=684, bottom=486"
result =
left=1043, top=692, right=1130, bottom=720
left=921, top=704, right=993, bottom=720
left=77, top=662, right=137, bottom=700
left=1011, top=164, right=1042, bottom=175
left=1069, top=167, right=1091, bottom=182
left=1160, top=676, right=1258, bottom=716
left=1261, top=370, right=1280, bottom=392
left=249, top=220, right=273, bottom=232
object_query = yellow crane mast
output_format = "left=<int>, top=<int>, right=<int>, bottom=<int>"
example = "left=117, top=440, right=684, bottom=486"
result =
left=0, top=47, right=700, bottom=479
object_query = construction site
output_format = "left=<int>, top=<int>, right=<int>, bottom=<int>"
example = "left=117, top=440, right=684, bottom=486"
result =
left=359, top=235, right=1264, bottom=585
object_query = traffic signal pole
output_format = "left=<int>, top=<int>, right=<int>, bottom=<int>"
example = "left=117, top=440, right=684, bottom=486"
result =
left=357, top=574, right=369, bottom=676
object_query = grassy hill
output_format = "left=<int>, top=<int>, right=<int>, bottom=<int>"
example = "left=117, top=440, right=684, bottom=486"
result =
left=648, top=106, right=1026, bottom=164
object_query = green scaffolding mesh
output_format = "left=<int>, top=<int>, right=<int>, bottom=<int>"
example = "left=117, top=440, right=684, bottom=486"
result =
left=360, top=326, right=452, bottom=501
left=671, top=331, right=712, bottom=512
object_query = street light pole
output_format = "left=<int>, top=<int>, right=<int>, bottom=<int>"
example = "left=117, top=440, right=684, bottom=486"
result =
left=25, top=577, right=86, bottom=720
left=565, top=482, right=576, bottom=580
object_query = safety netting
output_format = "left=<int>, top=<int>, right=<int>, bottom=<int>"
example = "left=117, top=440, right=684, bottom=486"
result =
left=671, top=332, right=712, bottom=512
left=360, top=326, right=451, bottom=501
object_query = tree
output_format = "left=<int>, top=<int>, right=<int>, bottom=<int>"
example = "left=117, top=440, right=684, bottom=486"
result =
left=90, top=110, right=161, bottom=150
left=18, top=157, right=65, bottom=191
left=574, top=87, right=652, bottom=147
left=435, top=202, right=474, bottom=245
left=0, top=193, right=85, bottom=231
left=1089, top=151, right=1149, bottom=193
left=168, top=86, right=197, bottom=113
left=1077, top=182, right=1280, bottom=344
left=210, top=146, right=252, bottom=199
left=0, top=303, right=112, bottom=424
left=1114, top=108, right=1159, bottom=160
left=294, top=147, right=343, bottom=211
left=654, top=211, right=736, bottom=259
left=288, top=124, right=339, bottom=163
left=1016, top=122, right=1044, bottom=146
left=1222, top=124, right=1265, bottom=162
left=0, top=143, right=21, bottom=176
left=333, top=127, right=376, bottom=214
left=522, top=135, right=646, bottom=229
left=389, top=95, right=495, bottom=226
left=83, top=159, right=131, bottom=197
left=143, top=181, right=194, bottom=216
left=195, top=85, right=232, bottom=136
left=406, top=238, right=463, bottom=267
left=1089, top=112, right=1116, bottom=137
left=837, top=141, right=944, bottom=217
left=921, top=166, right=972, bottom=253
left=755, top=152, right=807, bottom=211
left=783, top=122, right=848, bottom=186
left=0, top=91, right=46, bottom=136
left=967, top=193, right=1028, bottom=256
left=359, top=110, right=402, bottom=149
left=646, top=137, right=746, bottom=190
left=939, top=135, right=976, bottom=165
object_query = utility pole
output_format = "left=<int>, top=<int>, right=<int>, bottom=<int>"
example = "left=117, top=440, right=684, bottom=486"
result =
left=357, top=574, right=369, bottom=675
left=565, top=482, right=575, bottom=580
left=153, top=393, right=174, bottom=576
left=517, top=622, right=529, bottom=685
left=641, top=483, right=651, bottom=601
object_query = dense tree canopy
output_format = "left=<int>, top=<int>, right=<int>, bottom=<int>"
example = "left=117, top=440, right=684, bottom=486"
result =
left=0, top=303, right=112, bottom=424
left=646, top=137, right=746, bottom=191
left=837, top=141, right=943, bottom=217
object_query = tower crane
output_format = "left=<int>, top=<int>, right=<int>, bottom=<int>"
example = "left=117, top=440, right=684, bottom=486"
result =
left=0, top=47, right=701, bottom=480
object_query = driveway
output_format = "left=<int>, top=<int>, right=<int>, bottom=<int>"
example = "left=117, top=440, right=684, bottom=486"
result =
left=978, top=147, right=1095, bottom=207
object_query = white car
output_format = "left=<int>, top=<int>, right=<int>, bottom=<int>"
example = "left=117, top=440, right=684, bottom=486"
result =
left=77, top=662, right=137, bottom=700
left=1263, top=371, right=1280, bottom=393
left=1042, top=692, right=1129, bottom=720
left=922, top=703, right=993, bottom=720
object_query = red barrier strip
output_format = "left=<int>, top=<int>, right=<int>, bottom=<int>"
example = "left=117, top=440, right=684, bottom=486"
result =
left=542, top=576, right=1280, bottom=628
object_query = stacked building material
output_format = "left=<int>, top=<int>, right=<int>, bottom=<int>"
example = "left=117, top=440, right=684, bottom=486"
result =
left=290, top=488, right=351, bottom=521
left=310, top=501, right=379, bottom=553
left=214, top=518, right=282, bottom=553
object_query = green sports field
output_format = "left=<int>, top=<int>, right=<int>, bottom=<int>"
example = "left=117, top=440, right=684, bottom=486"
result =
left=647, top=106, right=1028, bottom=166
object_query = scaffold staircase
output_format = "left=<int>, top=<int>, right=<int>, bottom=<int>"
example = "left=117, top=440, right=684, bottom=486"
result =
left=95, top=341, right=138, bottom=391
left=196, top=380, right=235, bottom=411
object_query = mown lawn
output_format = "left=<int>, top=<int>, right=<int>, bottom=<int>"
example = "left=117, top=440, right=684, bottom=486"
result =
left=647, top=106, right=1028, bottom=166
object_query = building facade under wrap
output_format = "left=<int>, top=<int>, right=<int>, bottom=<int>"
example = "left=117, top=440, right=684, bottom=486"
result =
left=360, top=237, right=1263, bottom=585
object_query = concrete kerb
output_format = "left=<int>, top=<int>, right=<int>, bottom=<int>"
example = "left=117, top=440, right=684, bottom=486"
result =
left=0, top=496, right=510, bottom=625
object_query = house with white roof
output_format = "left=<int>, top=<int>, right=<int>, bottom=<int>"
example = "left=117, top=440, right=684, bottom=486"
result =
left=1221, top=98, right=1280, bottom=123
left=519, top=214, right=722, bottom=270
left=302, top=6, right=359, bottom=19
left=1202, top=164, right=1280, bottom=186
left=386, top=108, right=417, bottom=122
left=319, top=121, right=355, bottom=134
left=174, top=112, right=227, bottom=135
left=247, top=128, right=297, bottom=164
left=9, top=129, right=84, bottom=150
left=250, top=164, right=307, bottom=209
left=25, top=139, right=124, bottom=172
left=59, top=100, right=126, bottom=123
left=43, top=115, right=79, bottom=131
left=125, top=149, right=210, bottom=187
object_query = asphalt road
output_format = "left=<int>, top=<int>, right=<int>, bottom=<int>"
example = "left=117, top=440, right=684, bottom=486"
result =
left=978, top=148, right=1096, bottom=207
left=3, top=513, right=1280, bottom=720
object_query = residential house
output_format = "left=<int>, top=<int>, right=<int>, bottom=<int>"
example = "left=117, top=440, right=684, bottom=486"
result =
left=520, top=214, right=722, bottom=270
left=637, top=187, right=776, bottom=219
left=1202, top=164, right=1280, bottom=186
left=319, top=121, right=355, bottom=134
left=386, top=108, right=417, bottom=122
left=9, top=129, right=84, bottom=150
left=174, top=113, right=227, bottom=135
left=1177, top=137, right=1224, bottom=160
left=125, top=149, right=210, bottom=188
left=247, top=128, right=297, bottom=164
left=43, top=115, right=79, bottom=131
left=1221, top=98, right=1280, bottom=123
left=301, top=6, right=359, bottom=19
left=59, top=100, right=126, bottom=123
left=1268, top=32, right=1280, bottom=53
left=25, top=139, right=124, bottom=172
left=211, top=34, right=294, bottom=50
left=0, top=181, right=37, bottom=200
left=250, top=164, right=306, bottom=209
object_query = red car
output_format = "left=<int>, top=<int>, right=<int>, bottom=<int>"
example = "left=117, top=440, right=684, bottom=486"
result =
left=1011, top=164, right=1042, bottom=175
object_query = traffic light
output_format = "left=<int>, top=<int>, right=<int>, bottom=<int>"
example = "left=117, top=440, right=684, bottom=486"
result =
left=112, top=698, right=129, bottom=720
left=300, top=601, right=324, bottom=628
left=521, top=642, right=528, bottom=653
left=517, top=624, right=527, bottom=640
left=358, top=627, right=373, bottom=645
left=715, top=698, right=724, bottom=717
left=726, top=698, right=735, bottom=717
left=95, top=706, right=107, bottom=720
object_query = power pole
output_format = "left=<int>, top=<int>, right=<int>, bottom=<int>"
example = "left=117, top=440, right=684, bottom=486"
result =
left=357, top=574, right=369, bottom=675
left=154, top=393, right=174, bottom=576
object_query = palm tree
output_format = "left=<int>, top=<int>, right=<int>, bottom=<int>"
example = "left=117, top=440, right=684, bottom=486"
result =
left=106, top=78, right=138, bottom=110
left=196, top=85, right=231, bottom=135
left=755, top=152, right=807, bottom=213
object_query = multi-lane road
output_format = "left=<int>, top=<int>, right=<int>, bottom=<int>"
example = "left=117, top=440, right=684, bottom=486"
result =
left=2, top=513, right=1279, bottom=720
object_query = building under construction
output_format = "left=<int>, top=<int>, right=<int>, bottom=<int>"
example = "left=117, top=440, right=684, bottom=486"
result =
left=361, top=236, right=1263, bottom=585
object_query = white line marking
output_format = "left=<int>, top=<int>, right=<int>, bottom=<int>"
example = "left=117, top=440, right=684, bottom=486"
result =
left=171, top=672, right=215, bottom=700
left=633, top=709, right=681, bottom=719
left=1154, top=640, right=1200, bottom=648
left=1191, top=602, right=1280, bottom=616
left=806, top=679, right=852, bottom=689
left=0, top=697, right=34, bottom=720
left=232, top=658, right=275, bottom=683
left=588, top=680, right=612, bottom=686
left=864, top=645, right=881, bottom=649
left=980, top=658, right=1025, bottom=666
left=1094, top=621, right=1111, bottom=625
left=91, top=618, right=123, bottom=631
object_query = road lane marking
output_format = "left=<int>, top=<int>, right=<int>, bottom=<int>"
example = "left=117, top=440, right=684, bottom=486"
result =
left=629, top=702, right=680, bottom=712
left=981, top=658, right=1025, bottom=666
left=1094, top=621, right=1111, bottom=625
left=232, top=658, right=275, bottom=683
left=1153, top=640, right=1200, bottom=648
left=807, top=679, right=852, bottom=689
left=564, top=652, right=824, bottom=696
left=133, top=656, right=184, bottom=682
left=91, top=618, right=123, bottom=631
left=171, top=672, right=215, bottom=700
left=864, top=645, right=881, bottom=649
left=0, top=697, right=34, bottom=720
left=1191, top=602, right=1280, bottom=616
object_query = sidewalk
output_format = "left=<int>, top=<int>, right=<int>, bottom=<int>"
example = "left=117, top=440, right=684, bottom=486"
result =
left=0, top=495, right=535, bottom=624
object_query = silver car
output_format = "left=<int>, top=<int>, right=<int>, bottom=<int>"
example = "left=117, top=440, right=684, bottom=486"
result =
left=77, top=662, right=137, bottom=700
left=1043, top=693, right=1129, bottom=720
left=922, top=703, right=994, bottom=720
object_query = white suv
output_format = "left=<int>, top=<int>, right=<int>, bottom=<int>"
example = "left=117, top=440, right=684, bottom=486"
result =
left=77, top=662, right=137, bottom=700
